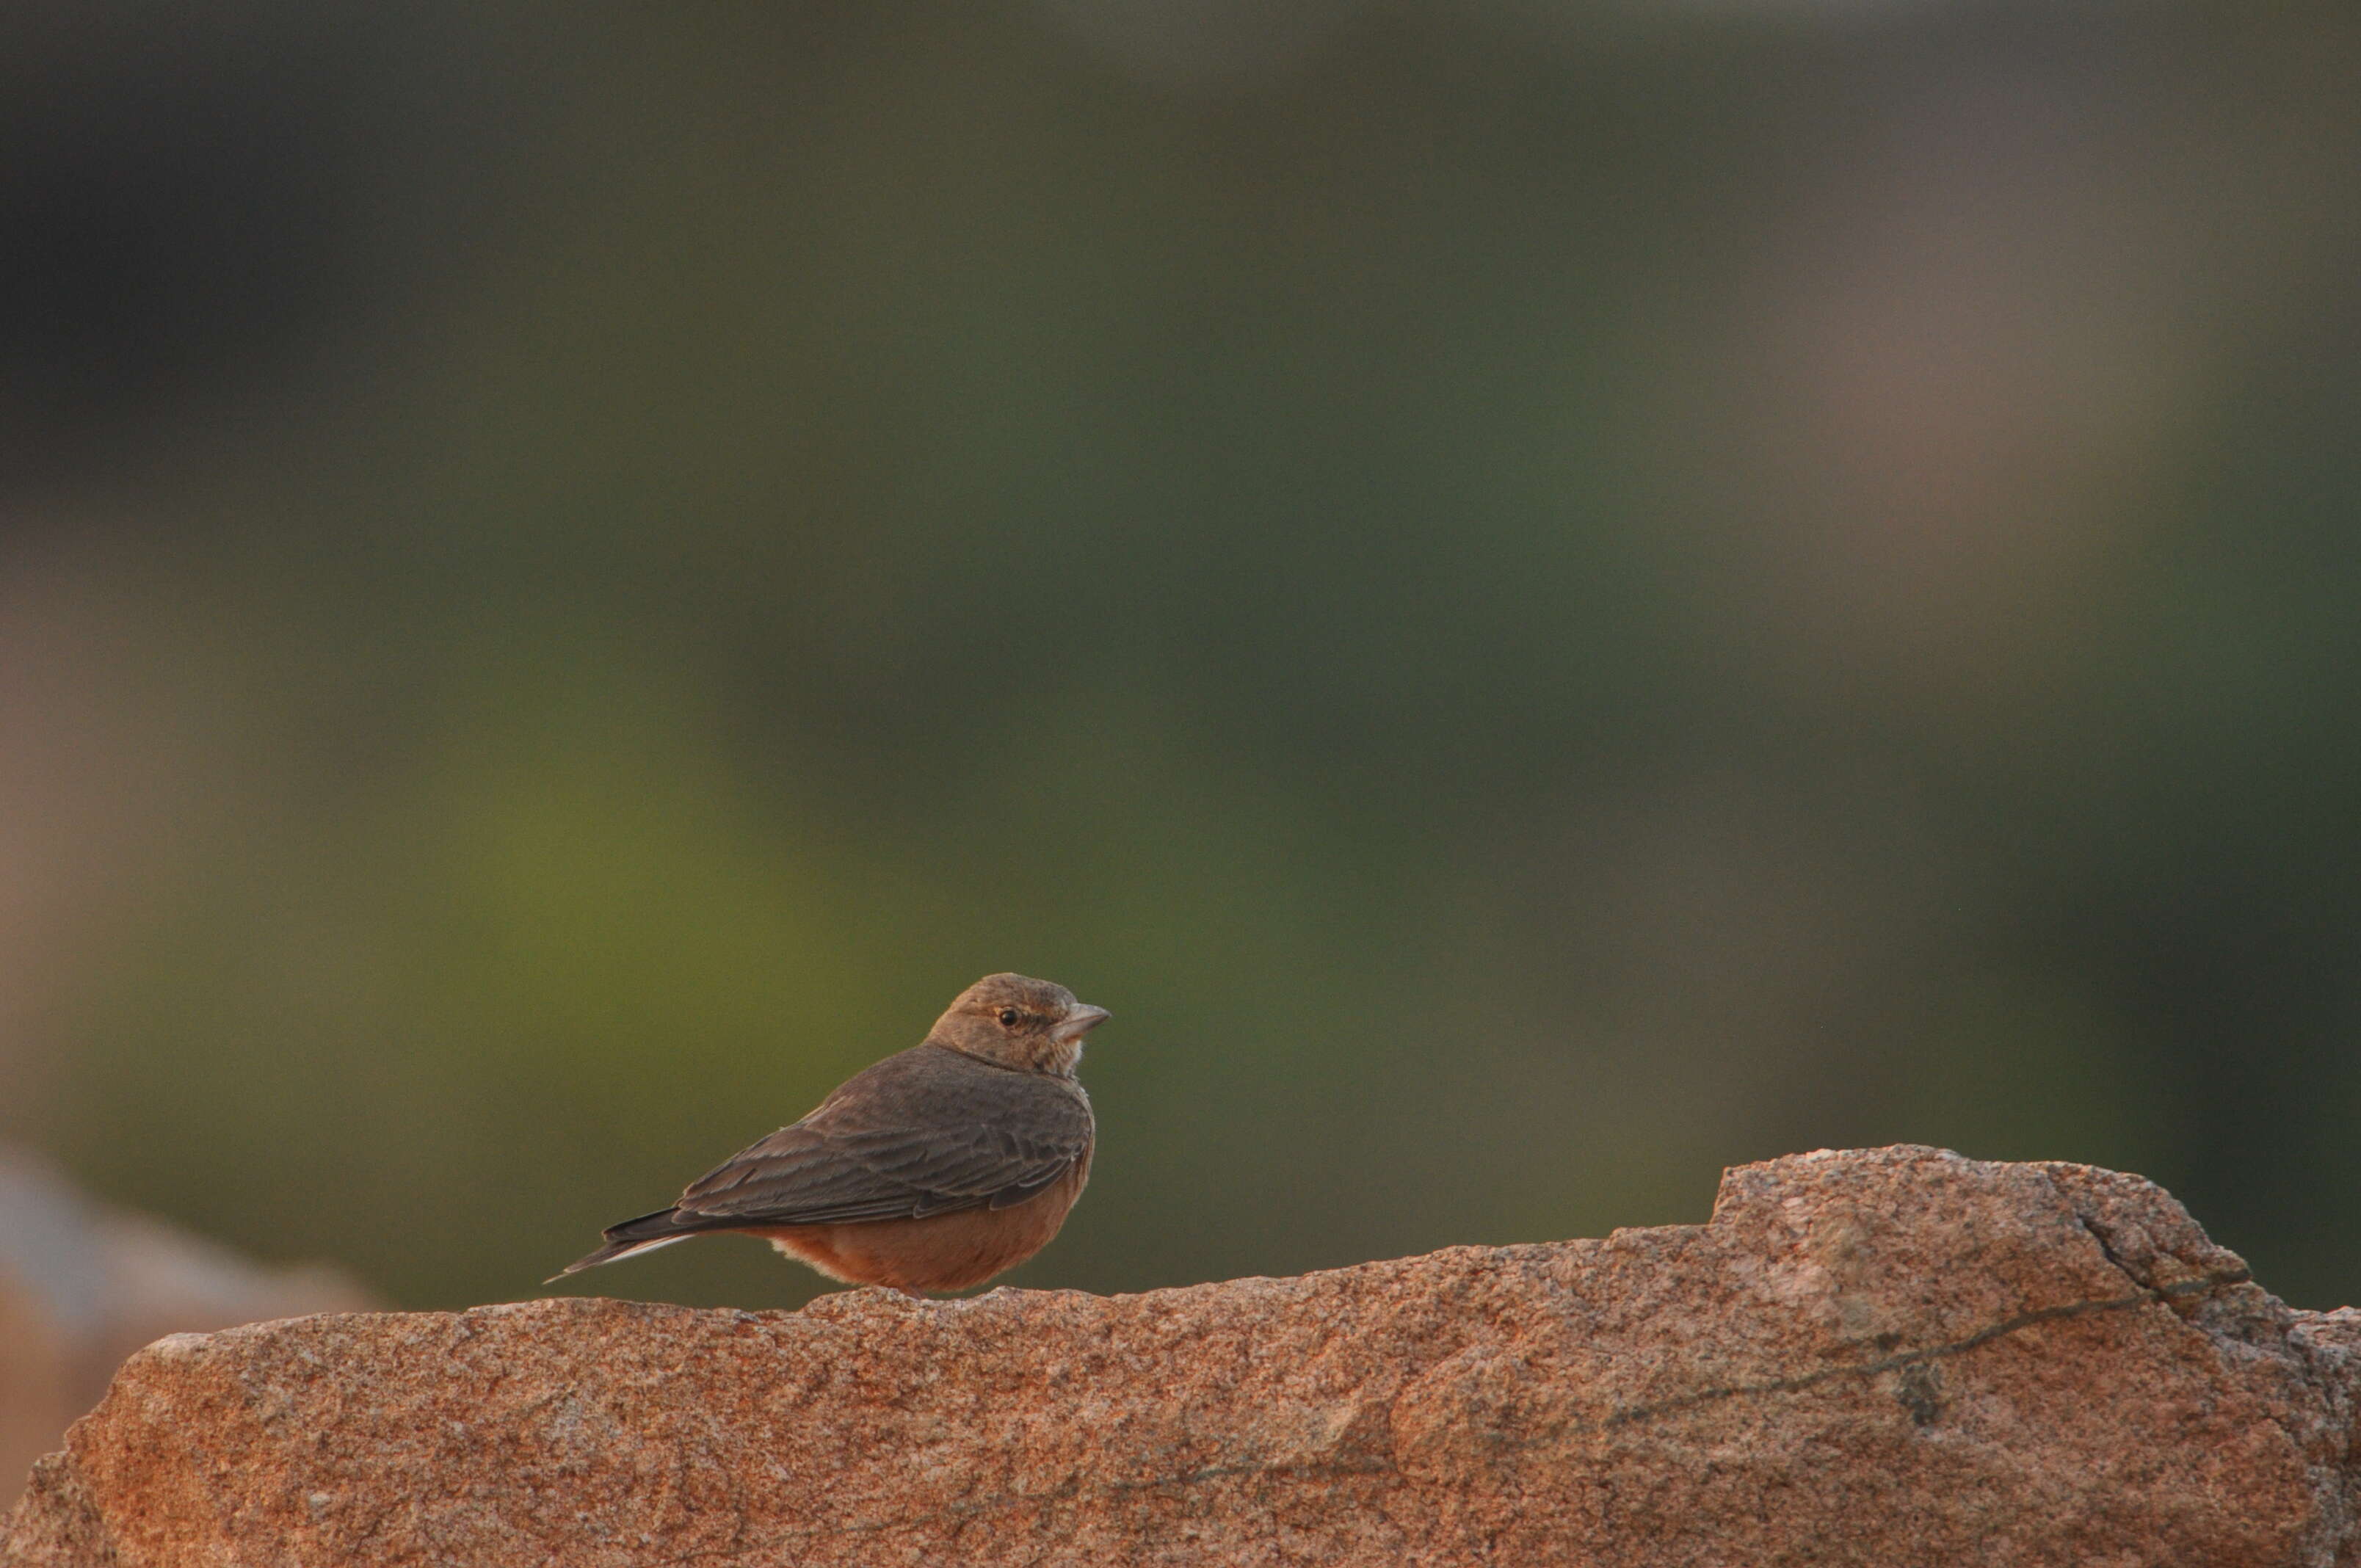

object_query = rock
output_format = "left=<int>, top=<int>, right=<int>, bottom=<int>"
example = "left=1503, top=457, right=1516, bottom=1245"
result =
left=7, top=1145, right=2357, bottom=1567
left=0, top=1147, right=378, bottom=1514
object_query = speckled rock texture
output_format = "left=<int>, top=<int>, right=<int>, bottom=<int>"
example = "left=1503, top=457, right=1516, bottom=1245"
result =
left=8, top=1146, right=2360, bottom=1567
left=0, top=1147, right=376, bottom=1515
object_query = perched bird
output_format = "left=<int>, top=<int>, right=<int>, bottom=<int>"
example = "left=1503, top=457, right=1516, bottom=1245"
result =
left=554, top=973, right=1109, bottom=1293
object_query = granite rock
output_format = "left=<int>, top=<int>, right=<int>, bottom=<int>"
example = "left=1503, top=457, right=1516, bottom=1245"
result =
left=8, top=1145, right=2357, bottom=1567
left=0, top=1148, right=377, bottom=1514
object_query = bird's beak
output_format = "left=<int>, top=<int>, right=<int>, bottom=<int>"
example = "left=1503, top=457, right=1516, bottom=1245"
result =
left=1052, top=1003, right=1111, bottom=1043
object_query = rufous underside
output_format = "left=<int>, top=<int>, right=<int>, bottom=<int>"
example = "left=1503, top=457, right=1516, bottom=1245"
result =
left=747, top=1157, right=1089, bottom=1292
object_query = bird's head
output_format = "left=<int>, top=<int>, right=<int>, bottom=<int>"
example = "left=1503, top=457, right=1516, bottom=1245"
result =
left=927, top=973, right=1110, bottom=1076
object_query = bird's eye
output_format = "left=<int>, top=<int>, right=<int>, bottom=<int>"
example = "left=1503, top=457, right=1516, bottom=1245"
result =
left=998, top=1007, right=1023, bottom=1028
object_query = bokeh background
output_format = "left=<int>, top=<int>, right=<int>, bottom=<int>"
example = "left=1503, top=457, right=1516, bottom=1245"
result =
left=3, top=1, right=2357, bottom=1317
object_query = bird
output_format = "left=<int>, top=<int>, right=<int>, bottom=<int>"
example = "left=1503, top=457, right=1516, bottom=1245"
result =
left=553, top=973, right=1109, bottom=1293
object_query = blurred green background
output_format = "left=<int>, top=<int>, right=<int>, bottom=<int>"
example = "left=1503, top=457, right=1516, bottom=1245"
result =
left=2, top=1, right=2358, bottom=1315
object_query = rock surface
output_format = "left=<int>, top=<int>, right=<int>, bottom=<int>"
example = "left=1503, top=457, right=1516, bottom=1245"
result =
left=0, top=1148, right=377, bottom=1514
left=8, top=1145, right=2359, bottom=1567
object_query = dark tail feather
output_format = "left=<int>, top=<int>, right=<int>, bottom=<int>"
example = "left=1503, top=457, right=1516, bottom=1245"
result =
left=545, top=1208, right=704, bottom=1284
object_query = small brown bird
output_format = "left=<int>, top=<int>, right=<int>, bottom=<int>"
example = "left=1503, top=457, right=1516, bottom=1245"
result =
left=554, top=973, right=1109, bottom=1293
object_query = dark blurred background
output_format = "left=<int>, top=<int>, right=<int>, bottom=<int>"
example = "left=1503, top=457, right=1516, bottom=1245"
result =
left=1, top=1, right=2357, bottom=1316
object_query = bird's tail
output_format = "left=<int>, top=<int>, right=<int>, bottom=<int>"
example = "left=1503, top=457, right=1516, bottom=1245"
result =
left=544, top=1208, right=702, bottom=1284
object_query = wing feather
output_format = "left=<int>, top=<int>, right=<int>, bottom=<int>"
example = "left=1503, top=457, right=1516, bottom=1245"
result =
left=667, top=1045, right=1092, bottom=1230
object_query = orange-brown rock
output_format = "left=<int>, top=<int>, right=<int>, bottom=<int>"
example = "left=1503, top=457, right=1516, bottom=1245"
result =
left=9, top=1146, right=2360, bottom=1566
left=0, top=1148, right=377, bottom=1516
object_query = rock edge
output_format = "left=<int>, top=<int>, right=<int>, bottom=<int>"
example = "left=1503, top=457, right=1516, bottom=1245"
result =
left=8, top=1145, right=2360, bottom=1567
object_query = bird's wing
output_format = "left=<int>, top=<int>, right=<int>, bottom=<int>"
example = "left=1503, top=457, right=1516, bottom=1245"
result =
left=670, top=1048, right=1092, bottom=1229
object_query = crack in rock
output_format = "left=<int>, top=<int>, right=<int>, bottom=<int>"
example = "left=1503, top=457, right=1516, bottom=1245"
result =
left=1593, top=1266, right=2250, bottom=1431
